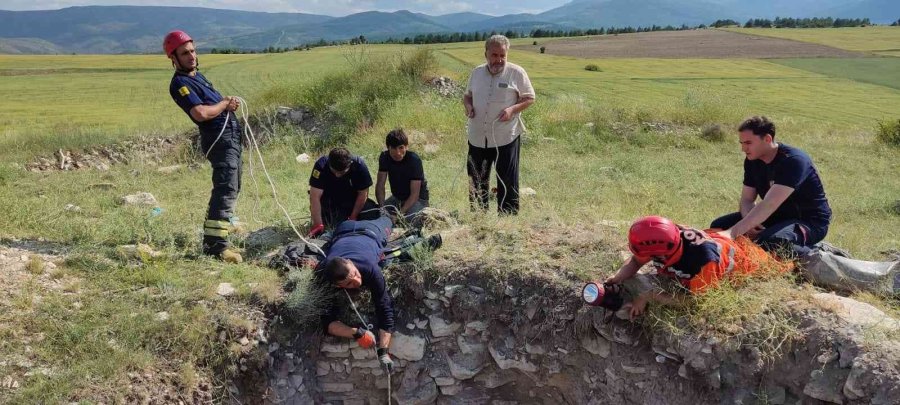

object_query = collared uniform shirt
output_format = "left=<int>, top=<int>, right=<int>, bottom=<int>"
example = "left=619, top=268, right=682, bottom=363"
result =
left=169, top=71, right=237, bottom=134
left=466, top=62, right=535, bottom=148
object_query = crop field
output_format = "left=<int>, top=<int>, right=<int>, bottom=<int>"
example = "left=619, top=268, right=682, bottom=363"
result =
left=517, top=29, right=863, bottom=58
left=727, top=26, right=900, bottom=56
left=0, top=29, right=899, bottom=403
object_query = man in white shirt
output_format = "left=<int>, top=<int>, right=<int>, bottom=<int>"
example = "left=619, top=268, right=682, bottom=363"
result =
left=462, top=35, right=536, bottom=215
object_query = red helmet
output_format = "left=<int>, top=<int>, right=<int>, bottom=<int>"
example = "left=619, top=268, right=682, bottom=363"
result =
left=628, top=216, right=683, bottom=262
left=163, top=30, right=192, bottom=56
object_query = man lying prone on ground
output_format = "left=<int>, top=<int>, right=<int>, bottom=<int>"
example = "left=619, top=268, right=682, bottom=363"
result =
left=288, top=214, right=442, bottom=372
left=585, top=216, right=791, bottom=318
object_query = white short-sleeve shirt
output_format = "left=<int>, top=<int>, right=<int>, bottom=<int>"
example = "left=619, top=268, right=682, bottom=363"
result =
left=466, top=62, right=535, bottom=148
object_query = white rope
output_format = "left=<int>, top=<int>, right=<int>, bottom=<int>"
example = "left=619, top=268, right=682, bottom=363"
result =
left=226, top=98, right=393, bottom=402
left=230, top=96, right=326, bottom=257
left=204, top=111, right=231, bottom=158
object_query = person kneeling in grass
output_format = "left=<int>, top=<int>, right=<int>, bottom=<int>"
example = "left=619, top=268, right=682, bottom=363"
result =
left=376, top=129, right=430, bottom=224
left=595, top=216, right=791, bottom=319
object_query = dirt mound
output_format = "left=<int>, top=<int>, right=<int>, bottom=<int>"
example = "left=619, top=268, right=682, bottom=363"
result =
left=425, top=76, right=464, bottom=98
left=25, top=136, right=186, bottom=172
left=517, top=29, right=866, bottom=59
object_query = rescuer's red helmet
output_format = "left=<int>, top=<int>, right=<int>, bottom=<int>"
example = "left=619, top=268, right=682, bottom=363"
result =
left=163, top=30, right=193, bottom=56
left=628, top=216, right=683, bottom=265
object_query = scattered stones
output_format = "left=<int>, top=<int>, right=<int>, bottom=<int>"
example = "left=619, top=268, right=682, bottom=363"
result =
left=27, top=137, right=180, bottom=172
left=488, top=344, right=538, bottom=373
left=1, top=376, right=20, bottom=389
left=426, top=76, right=463, bottom=97
left=433, top=377, right=456, bottom=386
left=525, top=343, right=546, bottom=355
left=320, top=382, right=354, bottom=393
left=429, top=314, right=461, bottom=337
left=580, top=334, right=610, bottom=358
left=438, top=384, right=462, bottom=396
left=390, top=332, right=426, bottom=361
left=520, top=187, right=537, bottom=197
left=63, top=204, right=81, bottom=212
left=295, top=153, right=310, bottom=163
left=216, top=283, right=236, bottom=297
left=351, top=347, right=374, bottom=360
left=316, top=361, right=330, bottom=376
left=120, top=192, right=158, bottom=207
left=803, top=368, right=849, bottom=404
left=394, top=362, right=438, bottom=405
left=622, top=365, right=646, bottom=374
left=415, top=318, right=429, bottom=329
left=811, top=293, right=900, bottom=331
left=447, top=351, right=486, bottom=380
left=475, top=370, right=516, bottom=389
left=155, top=311, right=170, bottom=322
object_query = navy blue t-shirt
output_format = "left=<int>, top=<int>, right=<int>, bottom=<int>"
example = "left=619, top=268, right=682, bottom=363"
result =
left=169, top=71, right=236, bottom=134
left=655, top=228, right=721, bottom=282
left=743, top=144, right=831, bottom=230
left=324, top=232, right=394, bottom=332
left=378, top=151, right=429, bottom=202
left=309, top=155, right=374, bottom=208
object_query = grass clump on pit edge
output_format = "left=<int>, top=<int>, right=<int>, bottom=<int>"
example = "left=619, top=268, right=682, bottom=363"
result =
left=645, top=267, right=806, bottom=364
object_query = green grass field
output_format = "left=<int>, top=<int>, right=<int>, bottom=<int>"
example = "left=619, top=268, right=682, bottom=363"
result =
left=771, top=57, right=900, bottom=91
left=1, top=31, right=899, bottom=402
left=727, top=26, right=900, bottom=55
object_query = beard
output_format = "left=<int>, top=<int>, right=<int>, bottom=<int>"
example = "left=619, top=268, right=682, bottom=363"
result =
left=488, top=62, right=505, bottom=74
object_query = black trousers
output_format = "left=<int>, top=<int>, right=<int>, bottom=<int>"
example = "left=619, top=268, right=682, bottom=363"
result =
left=321, top=198, right=381, bottom=228
left=200, top=121, right=242, bottom=254
left=467, top=136, right=520, bottom=215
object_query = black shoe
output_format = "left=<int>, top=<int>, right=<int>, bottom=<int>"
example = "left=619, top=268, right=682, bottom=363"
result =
left=815, top=241, right=853, bottom=259
left=426, top=234, right=442, bottom=250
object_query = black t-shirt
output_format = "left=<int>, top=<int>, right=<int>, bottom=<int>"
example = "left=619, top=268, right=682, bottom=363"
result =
left=309, top=155, right=373, bottom=208
left=378, top=151, right=429, bottom=202
left=743, top=143, right=831, bottom=230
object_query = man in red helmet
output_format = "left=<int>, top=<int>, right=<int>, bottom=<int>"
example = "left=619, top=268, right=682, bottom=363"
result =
left=165, top=30, right=243, bottom=263
left=603, top=216, right=790, bottom=319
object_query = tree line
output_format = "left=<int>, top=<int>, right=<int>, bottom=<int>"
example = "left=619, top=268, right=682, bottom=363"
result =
left=741, top=17, right=871, bottom=28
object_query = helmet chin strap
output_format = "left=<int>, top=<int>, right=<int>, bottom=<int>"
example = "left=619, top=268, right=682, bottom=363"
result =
left=171, top=55, right=198, bottom=74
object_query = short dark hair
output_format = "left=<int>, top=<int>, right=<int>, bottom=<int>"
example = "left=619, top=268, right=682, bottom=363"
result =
left=323, top=257, right=352, bottom=283
left=328, top=147, right=352, bottom=171
left=386, top=128, right=409, bottom=148
left=738, top=116, right=776, bottom=139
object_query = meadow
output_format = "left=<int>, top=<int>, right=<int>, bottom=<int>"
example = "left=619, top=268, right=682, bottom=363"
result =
left=727, top=26, right=900, bottom=56
left=0, top=29, right=898, bottom=402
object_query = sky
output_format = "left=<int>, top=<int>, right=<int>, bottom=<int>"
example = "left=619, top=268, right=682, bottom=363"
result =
left=0, top=0, right=572, bottom=16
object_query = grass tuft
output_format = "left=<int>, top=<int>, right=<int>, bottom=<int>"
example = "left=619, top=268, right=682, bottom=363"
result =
left=876, top=119, right=900, bottom=147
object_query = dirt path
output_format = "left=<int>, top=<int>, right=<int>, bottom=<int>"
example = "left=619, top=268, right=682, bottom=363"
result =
left=518, top=29, right=867, bottom=59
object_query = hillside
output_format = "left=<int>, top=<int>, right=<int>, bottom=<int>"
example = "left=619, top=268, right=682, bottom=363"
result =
left=0, top=38, right=63, bottom=54
left=0, top=1, right=897, bottom=54
left=0, top=6, right=332, bottom=53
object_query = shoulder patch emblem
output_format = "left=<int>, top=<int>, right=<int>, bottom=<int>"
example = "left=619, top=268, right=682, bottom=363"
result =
left=312, top=169, right=320, bottom=179
left=178, top=86, right=190, bottom=96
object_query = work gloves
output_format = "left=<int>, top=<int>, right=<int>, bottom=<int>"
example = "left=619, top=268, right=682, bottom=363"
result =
left=352, top=328, right=376, bottom=349
left=307, top=223, right=325, bottom=238
left=377, top=348, right=394, bottom=373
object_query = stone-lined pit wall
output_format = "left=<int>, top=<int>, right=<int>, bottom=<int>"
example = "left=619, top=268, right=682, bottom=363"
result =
left=234, top=279, right=900, bottom=405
